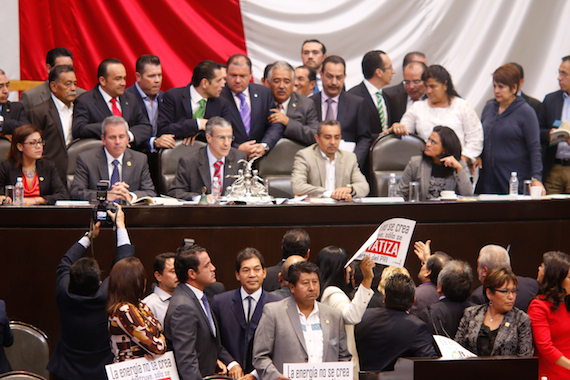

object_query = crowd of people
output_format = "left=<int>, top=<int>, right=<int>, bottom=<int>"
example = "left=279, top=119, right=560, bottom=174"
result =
left=1, top=41, right=569, bottom=203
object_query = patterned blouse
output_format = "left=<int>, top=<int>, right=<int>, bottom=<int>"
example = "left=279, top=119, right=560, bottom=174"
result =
left=108, top=301, right=166, bottom=362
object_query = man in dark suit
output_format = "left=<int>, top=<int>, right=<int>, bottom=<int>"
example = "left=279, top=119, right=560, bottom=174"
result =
left=382, top=51, right=427, bottom=107
left=507, top=63, right=542, bottom=116
left=356, top=273, right=437, bottom=372
left=20, top=47, right=86, bottom=111
left=264, top=228, right=311, bottom=292
left=540, top=56, right=570, bottom=193
left=294, top=65, right=317, bottom=97
left=469, top=245, right=538, bottom=312
left=383, top=61, right=427, bottom=126
left=70, top=116, right=156, bottom=201
left=348, top=50, right=396, bottom=140
left=47, top=206, right=133, bottom=380
left=270, top=254, right=306, bottom=299
left=312, top=56, right=371, bottom=168
left=72, top=58, right=152, bottom=150
left=212, top=248, right=280, bottom=379
left=27, top=65, right=77, bottom=185
left=267, top=61, right=319, bottom=146
left=168, top=117, right=246, bottom=200
left=164, top=244, right=228, bottom=380
left=221, top=54, right=284, bottom=159
left=301, top=40, right=327, bottom=95
left=0, top=70, right=28, bottom=135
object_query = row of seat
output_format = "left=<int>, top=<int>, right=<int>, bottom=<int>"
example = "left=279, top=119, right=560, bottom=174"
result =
left=0, top=134, right=426, bottom=198
left=2, top=321, right=49, bottom=380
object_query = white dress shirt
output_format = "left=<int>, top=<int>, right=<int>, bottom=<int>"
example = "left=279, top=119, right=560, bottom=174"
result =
left=51, top=94, right=74, bottom=147
left=186, top=283, right=216, bottom=336
left=207, top=145, right=226, bottom=190
left=318, top=148, right=338, bottom=197
left=321, top=92, right=340, bottom=121
left=297, top=301, right=323, bottom=363
left=98, top=86, right=135, bottom=142
left=142, top=286, right=172, bottom=328
left=190, top=85, right=206, bottom=117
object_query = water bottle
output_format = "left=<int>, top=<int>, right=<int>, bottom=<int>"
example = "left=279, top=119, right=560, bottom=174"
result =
left=14, top=177, right=24, bottom=206
left=212, top=176, right=221, bottom=204
left=509, top=172, right=519, bottom=196
left=388, top=173, right=397, bottom=197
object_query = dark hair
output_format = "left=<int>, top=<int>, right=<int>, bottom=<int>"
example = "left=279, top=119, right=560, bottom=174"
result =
left=322, top=55, right=346, bottom=74
left=508, top=62, right=524, bottom=80
left=97, top=58, right=122, bottom=80
left=315, top=246, right=351, bottom=297
left=235, top=247, right=265, bottom=272
left=282, top=229, right=310, bottom=259
left=483, top=267, right=518, bottom=303
left=49, top=65, right=74, bottom=85
left=288, top=261, right=320, bottom=286
left=562, top=56, right=570, bottom=64
left=9, top=125, right=42, bottom=167
left=191, top=60, right=221, bottom=87
left=493, top=64, right=520, bottom=93
left=422, top=65, right=460, bottom=99
left=46, top=47, right=73, bottom=67
left=317, top=119, right=341, bottom=135
left=362, top=50, right=387, bottom=80
left=384, top=273, right=415, bottom=311
left=403, top=51, right=426, bottom=68
left=263, top=63, right=275, bottom=81
left=302, top=39, right=326, bottom=55
left=426, top=252, right=452, bottom=284
left=438, top=260, right=473, bottom=302
left=227, top=54, right=252, bottom=69
left=136, top=54, right=161, bottom=74
left=175, top=245, right=207, bottom=283
left=539, top=251, right=570, bottom=311
left=422, top=126, right=462, bottom=177
left=107, top=257, right=146, bottom=315
left=69, top=257, right=101, bottom=296
left=153, top=252, right=176, bottom=283
left=296, top=65, right=317, bottom=82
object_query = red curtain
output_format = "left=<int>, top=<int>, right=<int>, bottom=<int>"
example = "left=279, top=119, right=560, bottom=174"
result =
left=19, top=0, right=247, bottom=91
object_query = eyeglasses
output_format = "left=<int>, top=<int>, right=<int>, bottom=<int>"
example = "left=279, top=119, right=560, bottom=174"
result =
left=214, top=135, right=235, bottom=142
left=493, top=288, right=519, bottom=296
left=380, top=65, right=393, bottom=71
left=22, top=140, right=45, bottom=147
left=426, top=138, right=440, bottom=146
left=403, top=80, right=423, bottom=86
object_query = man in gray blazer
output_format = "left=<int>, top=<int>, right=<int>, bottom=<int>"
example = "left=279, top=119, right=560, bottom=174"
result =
left=70, top=116, right=156, bottom=201
left=168, top=117, right=246, bottom=200
left=253, top=261, right=351, bottom=380
left=267, top=61, right=319, bottom=146
left=291, top=120, right=369, bottom=200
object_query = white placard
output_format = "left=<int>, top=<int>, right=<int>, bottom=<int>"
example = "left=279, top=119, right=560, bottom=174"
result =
left=106, top=352, right=179, bottom=380
left=346, top=218, right=416, bottom=268
left=433, top=335, right=477, bottom=359
left=283, top=362, right=353, bottom=380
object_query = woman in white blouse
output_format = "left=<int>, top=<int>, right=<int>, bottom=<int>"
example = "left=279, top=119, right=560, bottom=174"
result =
left=391, top=65, right=484, bottom=167
left=315, top=246, right=375, bottom=373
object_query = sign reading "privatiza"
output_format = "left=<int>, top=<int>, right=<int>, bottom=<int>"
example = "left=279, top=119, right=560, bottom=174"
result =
left=346, top=218, right=416, bottom=268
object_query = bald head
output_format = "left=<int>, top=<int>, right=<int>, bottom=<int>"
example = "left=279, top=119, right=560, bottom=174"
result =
left=279, top=255, right=306, bottom=287
left=477, top=245, right=511, bottom=282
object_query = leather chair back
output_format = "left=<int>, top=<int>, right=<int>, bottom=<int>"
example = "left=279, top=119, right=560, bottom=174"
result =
left=258, top=138, right=305, bottom=198
left=4, top=321, right=49, bottom=379
left=66, top=139, right=103, bottom=189
left=0, top=138, right=11, bottom=163
left=159, top=140, right=206, bottom=194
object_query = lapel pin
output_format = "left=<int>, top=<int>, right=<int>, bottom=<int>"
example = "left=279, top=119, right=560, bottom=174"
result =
left=325, top=320, right=329, bottom=324
left=40, top=177, right=44, bottom=181
left=505, top=322, right=510, bottom=327
left=254, top=94, right=258, bottom=98
left=293, top=103, right=297, bottom=107
left=127, top=161, right=132, bottom=166
left=228, top=165, right=232, bottom=169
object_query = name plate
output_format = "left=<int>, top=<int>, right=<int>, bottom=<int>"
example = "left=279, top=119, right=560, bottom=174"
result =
left=105, top=351, right=179, bottom=380
left=283, top=362, right=353, bottom=380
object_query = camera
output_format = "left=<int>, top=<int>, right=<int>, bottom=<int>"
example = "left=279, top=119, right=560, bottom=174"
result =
left=92, top=180, right=116, bottom=227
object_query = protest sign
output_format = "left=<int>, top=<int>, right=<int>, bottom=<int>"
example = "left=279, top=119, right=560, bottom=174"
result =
left=106, top=351, right=179, bottom=380
left=283, top=362, right=353, bottom=380
left=433, top=335, right=477, bottom=359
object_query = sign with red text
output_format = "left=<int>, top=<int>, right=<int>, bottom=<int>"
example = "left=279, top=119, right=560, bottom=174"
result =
left=105, top=352, right=179, bottom=380
left=346, top=218, right=416, bottom=268
left=283, top=362, right=353, bottom=380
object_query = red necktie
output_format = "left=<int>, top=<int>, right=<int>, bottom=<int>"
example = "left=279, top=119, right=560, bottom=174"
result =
left=110, top=98, right=122, bottom=117
left=213, top=160, right=222, bottom=185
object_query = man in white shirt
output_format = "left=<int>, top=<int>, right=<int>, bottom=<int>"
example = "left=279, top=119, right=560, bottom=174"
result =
left=253, top=261, right=351, bottom=380
left=143, top=252, right=179, bottom=327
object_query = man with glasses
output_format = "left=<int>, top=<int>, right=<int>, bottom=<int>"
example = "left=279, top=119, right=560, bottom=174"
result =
left=384, top=61, right=428, bottom=126
left=168, top=117, right=246, bottom=201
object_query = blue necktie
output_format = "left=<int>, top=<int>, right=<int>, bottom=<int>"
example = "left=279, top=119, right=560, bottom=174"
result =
left=237, top=92, right=251, bottom=135
left=110, top=159, right=120, bottom=186
left=201, top=293, right=216, bottom=336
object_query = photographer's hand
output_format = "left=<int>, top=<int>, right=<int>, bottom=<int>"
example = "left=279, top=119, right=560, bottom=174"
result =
left=107, top=205, right=126, bottom=229
left=91, top=221, right=101, bottom=239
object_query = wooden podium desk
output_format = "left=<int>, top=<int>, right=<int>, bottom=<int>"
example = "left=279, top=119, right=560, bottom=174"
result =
left=0, top=199, right=568, bottom=348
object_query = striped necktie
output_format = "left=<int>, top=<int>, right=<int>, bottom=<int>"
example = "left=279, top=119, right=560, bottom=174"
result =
left=376, top=91, right=387, bottom=131
left=193, top=98, right=206, bottom=119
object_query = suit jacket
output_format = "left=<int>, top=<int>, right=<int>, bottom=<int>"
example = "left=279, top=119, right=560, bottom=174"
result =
left=282, top=92, right=319, bottom=145
left=291, top=144, right=369, bottom=198
left=20, top=81, right=86, bottom=111
left=263, top=262, right=283, bottom=292
left=72, top=86, right=152, bottom=149
left=469, top=276, right=538, bottom=312
left=0, top=159, right=69, bottom=204
left=0, top=101, right=29, bottom=134
left=355, top=307, right=437, bottom=372
left=253, top=297, right=351, bottom=380
left=410, top=282, right=439, bottom=317
left=420, top=298, right=475, bottom=339
left=221, top=84, right=285, bottom=151
left=157, top=85, right=231, bottom=139
left=164, top=283, right=223, bottom=380
left=270, top=286, right=292, bottom=300
left=69, top=146, right=156, bottom=201
left=347, top=82, right=385, bottom=137
left=455, top=304, right=533, bottom=356
left=539, top=90, right=566, bottom=179
left=211, top=289, right=281, bottom=372
left=47, top=241, right=134, bottom=380
left=168, top=146, right=246, bottom=200
left=312, top=91, right=372, bottom=168
left=27, top=97, right=72, bottom=185
left=382, top=82, right=408, bottom=124
left=125, top=84, right=163, bottom=134
left=0, top=300, right=13, bottom=374
left=521, top=92, right=542, bottom=116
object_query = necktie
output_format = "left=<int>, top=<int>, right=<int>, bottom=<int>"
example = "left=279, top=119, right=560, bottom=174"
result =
left=325, top=98, right=335, bottom=121
left=277, top=103, right=284, bottom=112
left=376, top=91, right=387, bottom=131
left=110, top=98, right=122, bottom=117
left=246, top=296, right=253, bottom=322
left=110, top=159, right=120, bottom=186
left=201, top=293, right=216, bottom=336
left=193, top=98, right=206, bottom=119
left=213, top=160, right=222, bottom=188
left=237, top=92, right=251, bottom=135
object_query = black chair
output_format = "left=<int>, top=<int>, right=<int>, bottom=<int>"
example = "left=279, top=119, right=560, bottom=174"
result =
left=158, top=140, right=207, bottom=194
left=369, top=134, right=425, bottom=196
left=258, top=138, right=305, bottom=198
left=0, top=138, right=10, bottom=163
left=66, top=138, right=103, bottom=190
left=4, top=322, right=49, bottom=379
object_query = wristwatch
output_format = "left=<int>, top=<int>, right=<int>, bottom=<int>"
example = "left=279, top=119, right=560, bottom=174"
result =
left=346, top=184, right=355, bottom=196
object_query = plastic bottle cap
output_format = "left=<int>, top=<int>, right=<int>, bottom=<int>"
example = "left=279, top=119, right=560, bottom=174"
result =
left=511, top=172, right=517, bottom=176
